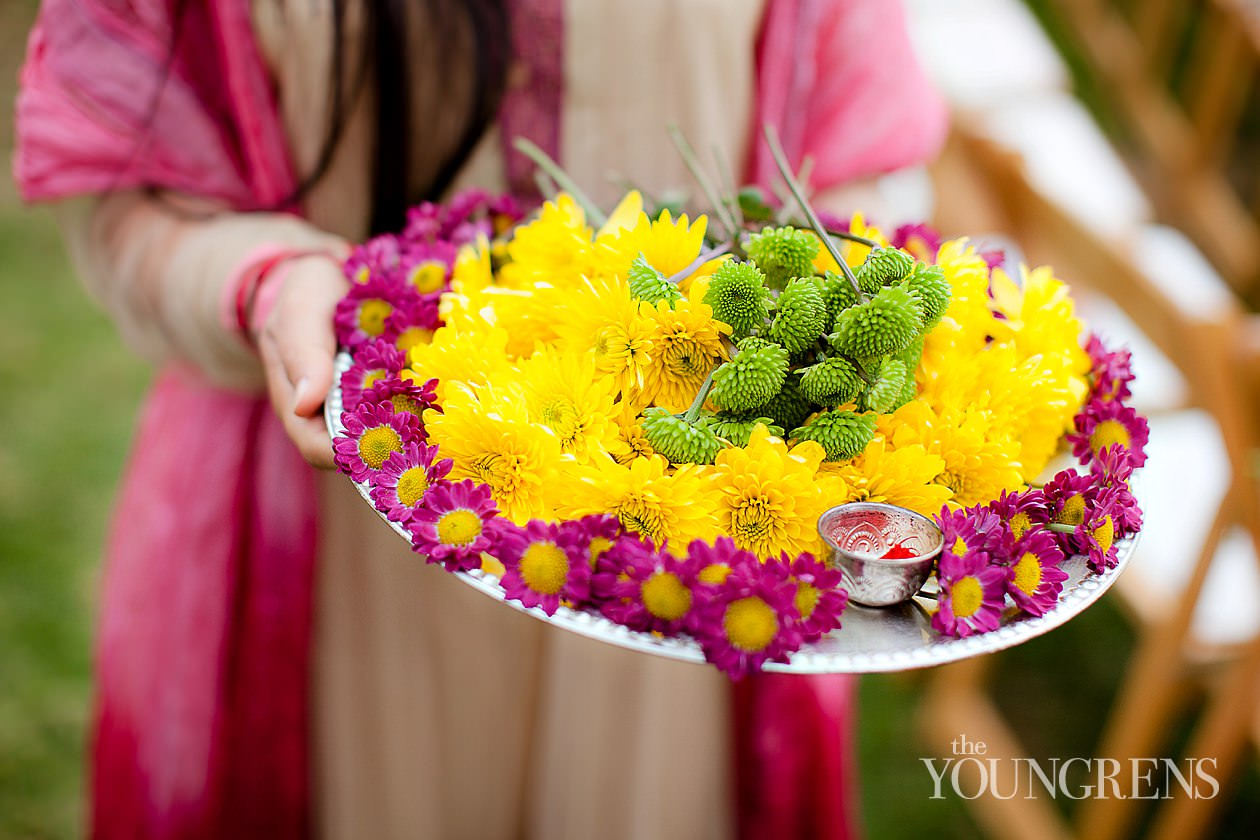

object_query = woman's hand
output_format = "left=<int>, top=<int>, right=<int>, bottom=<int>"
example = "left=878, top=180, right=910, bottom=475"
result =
left=255, top=254, right=351, bottom=468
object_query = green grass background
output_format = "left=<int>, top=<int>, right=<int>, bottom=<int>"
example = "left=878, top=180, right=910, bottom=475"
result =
left=2, top=1, right=1258, bottom=838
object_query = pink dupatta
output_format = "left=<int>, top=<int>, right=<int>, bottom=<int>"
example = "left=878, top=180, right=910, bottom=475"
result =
left=15, top=1, right=945, bottom=838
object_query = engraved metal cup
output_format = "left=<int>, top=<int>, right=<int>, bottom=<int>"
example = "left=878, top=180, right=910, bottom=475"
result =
left=818, top=502, right=944, bottom=607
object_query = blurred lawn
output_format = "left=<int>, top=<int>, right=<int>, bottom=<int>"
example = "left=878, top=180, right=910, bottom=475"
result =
left=2, top=2, right=1258, bottom=839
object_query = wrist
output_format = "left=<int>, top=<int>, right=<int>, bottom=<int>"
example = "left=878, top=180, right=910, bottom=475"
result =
left=222, top=245, right=344, bottom=348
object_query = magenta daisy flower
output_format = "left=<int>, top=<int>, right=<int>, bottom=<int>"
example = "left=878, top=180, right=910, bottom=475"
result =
left=334, top=276, right=415, bottom=349
left=596, top=541, right=706, bottom=635
left=988, top=488, right=1049, bottom=543
left=693, top=557, right=803, bottom=679
left=361, top=376, right=437, bottom=432
left=1068, top=398, right=1149, bottom=468
left=937, top=506, right=1009, bottom=562
left=398, top=242, right=458, bottom=296
left=1084, top=334, right=1135, bottom=403
left=932, top=549, right=1007, bottom=638
left=407, top=479, right=502, bottom=572
left=781, top=552, right=848, bottom=644
left=339, top=341, right=407, bottom=411
left=554, top=514, right=624, bottom=608
left=332, top=402, right=422, bottom=483
left=497, top=519, right=592, bottom=615
left=890, top=222, right=942, bottom=262
left=1005, top=530, right=1068, bottom=616
left=589, top=532, right=657, bottom=608
left=369, top=441, right=452, bottom=523
left=685, top=536, right=761, bottom=591
left=1090, top=445, right=1143, bottom=537
left=382, top=296, right=442, bottom=356
left=343, top=233, right=404, bottom=285
left=1076, top=487, right=1122, bottom=573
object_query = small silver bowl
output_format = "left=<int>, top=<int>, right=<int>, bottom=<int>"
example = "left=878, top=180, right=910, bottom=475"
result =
left=818, top=502, right=944, bottom=607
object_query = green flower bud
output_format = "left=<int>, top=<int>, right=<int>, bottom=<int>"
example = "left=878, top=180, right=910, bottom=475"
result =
left=627, top=254, right=682, bottom=307
left=703, top=259, right=772, bottom=338
left=768, top=277, right=829, bottom=354
left=745, top=226, right=819, bottom=290
left=790, top=410, right=878, bottom=462
left=709, top=338, right=790, bottom=413
left=799, top=356, right=863, bottom=407
left=640, top=408, right=724, bottom=465
left=830, top=284, right=922, bottom=358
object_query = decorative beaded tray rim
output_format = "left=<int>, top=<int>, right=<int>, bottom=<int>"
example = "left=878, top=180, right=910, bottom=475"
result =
left=327, top=351, right=1135, bottom=674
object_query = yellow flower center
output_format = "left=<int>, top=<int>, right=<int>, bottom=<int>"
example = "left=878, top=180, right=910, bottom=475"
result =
left=949, top=576, right=984, bottom=619
left=1056, top=494, right=1086, bottom=526
left=1089, top=420, right=1131, bottom=454
left=353, top=265, right=370, bottom=284
left=662, top=335, right=710, bottom=381
left=616, top=497, right=667, bottom=543
left=409, top=261, right=447, bottom=294
left=730, top=499, right=778, bottom=553
left=1009, top=512, right=1032, bottom=541
left=395, top=327, right=434, bottom=354
left=1093, top=515, right=1115, bottom=555
left=1012, top=551, right=1042, bottom=595
left=520, top=542, right=570, bottom=595
left=795, top=581, right=821, bottom=621
left=951, top=536, right=968, bottom=557
left=362, top=369, right=388, bottom=390
left=588, top=536, right=615, bottom=569
left=471, top=453, right=522, bottom=496
left=698, top=563, right=732, bottom=585
left=436, top=509, right=482, bottom=545
left=539, top=399, right=583, bottom=449
left=357, top=299, right=393, bottom=336
left=724, top=597, right=779, bottom=653
left=358, top=425, right=403, bottom=470
left=642, top=571, right=692, bottom=621
left=395, top=466, right=430, bottom=508
left=390, top=394, right=423, bottom=419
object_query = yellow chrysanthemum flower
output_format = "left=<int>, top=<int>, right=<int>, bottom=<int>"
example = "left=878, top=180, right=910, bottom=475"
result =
left=595, top=207, right=710, bottom=281
left=711, top=425, right=839, bottom=560
left=640, top=286, right=731, bottom=413
left=882, top=401, right=1024, bottom=508
left=990, top=264, right=1092, bottom=368
left=498, top=193, right=597, bottom=289
left=827, top=436, right=953, bottom=517
left=423, top=382, right=564, bottom=524
left=553, top=273, right=656, bottom=398
left=608, top=399, right=657, bottom=464
left=405, top=326, right=513, bottom=402
left=516, top=347, right=623, bottom=463
left=557, top=455, right=722, bottom=546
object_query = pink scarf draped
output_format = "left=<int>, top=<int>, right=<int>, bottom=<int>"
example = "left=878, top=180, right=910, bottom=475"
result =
left=15, top=2, right=944, bottom=838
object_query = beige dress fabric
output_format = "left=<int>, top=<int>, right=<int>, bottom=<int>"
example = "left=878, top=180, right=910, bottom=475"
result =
left=257, top=2, right=763, bottom=837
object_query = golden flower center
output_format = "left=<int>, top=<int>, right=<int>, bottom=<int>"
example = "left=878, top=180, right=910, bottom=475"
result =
left=362, top=369, right=388, bottom=390
left=795, top=581, right=820, bottom=621
left=390, top=394, right=423, bottom=419
left=539, top=399, right=582, bottom=448
left=730, top=499, right=778, bottom=550
left=1090, top=420, right=1131, bottom=453
left=698, top=563, right=732, bottom=586
left=1009, top=512, right=1032, bottom=541
left=409, top=261, right=447, bottom=294
left=436, top=509, right=482, bottom=545
left=395, top=326, right=434, bottom=354
left=1093, top=515, right=1115, bottom=554
left=642, top=571, right=692, bottom=621
left=662, top=336, right=710, bottom=380
left=471, top=453, right=522, bottom=495
left=358, top=426, right=403, bottom=470
left=949, top=576, right=984, bottom=619
left=950, top=536, right=968, bottom=557
left=357, top=299, right=393, bottom=336
left=724, top=596, right=779, bottom=653
left=616, top=498, right=667, bottom=543
left=1012, top=551, right=1042, bottom=595
left=1056, top=494, right=1086, bottom=526
left=587, top=536, right=615, bottom=568
left=395, top=466, right=431, bottom=508
left=520, top=542, right=570, bottom=596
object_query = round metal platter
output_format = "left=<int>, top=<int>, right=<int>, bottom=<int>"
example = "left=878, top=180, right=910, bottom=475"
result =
left=328, top=351, right=1136, bottom=674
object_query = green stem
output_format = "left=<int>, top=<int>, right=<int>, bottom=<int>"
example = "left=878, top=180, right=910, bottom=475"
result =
left=668, top=125, right=739, bottom=242
left=513, top=137, right=607, bottom=228
left=1047, top=522, right=1077, bottom=535
left=665, top=242, right=732, bottom=285
left=684, top=365, right=718, bottom=424
left=712, top=145, right=746, bottom=232
left=762, top=124, right=866, bottom=303
left=825, top=227, right=882, bottom=250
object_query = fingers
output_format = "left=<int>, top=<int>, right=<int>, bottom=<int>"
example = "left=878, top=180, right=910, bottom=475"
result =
left=256, top=256, right=349, bottom=469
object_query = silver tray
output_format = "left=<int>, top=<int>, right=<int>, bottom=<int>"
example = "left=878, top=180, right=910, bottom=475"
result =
left=327, top=351, right=1135, bottom=674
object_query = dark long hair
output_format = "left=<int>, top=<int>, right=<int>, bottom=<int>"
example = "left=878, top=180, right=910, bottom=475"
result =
left=162, top=0, right=511, bottom=234
left=321, top=0, right=512, bottom=234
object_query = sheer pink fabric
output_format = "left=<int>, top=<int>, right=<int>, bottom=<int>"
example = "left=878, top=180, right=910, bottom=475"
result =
left=15, top=1, right=945, bottom=838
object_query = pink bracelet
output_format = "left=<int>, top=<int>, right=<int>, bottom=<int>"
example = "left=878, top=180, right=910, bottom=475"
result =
left=221, top=245, right=342, bottom=348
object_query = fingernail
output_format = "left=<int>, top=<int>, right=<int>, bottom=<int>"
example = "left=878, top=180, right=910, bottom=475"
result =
left=292, top=377, right=309, bottom=413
